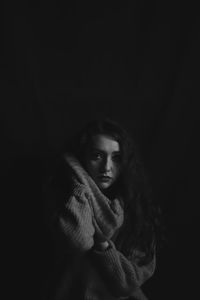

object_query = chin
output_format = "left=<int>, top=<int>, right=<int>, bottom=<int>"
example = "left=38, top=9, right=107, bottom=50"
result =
left=98, top=182, right=111, bottom=191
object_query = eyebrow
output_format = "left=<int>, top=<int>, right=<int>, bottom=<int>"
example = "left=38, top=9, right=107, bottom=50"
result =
left=91, top=148, right=121, bottom=154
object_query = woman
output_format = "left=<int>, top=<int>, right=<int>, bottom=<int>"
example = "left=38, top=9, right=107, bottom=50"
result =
left=44, top=119, right=161, bottom=300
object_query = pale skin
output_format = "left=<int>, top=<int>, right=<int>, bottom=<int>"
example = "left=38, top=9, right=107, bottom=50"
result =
left=85, top=134, right=122, bottom=250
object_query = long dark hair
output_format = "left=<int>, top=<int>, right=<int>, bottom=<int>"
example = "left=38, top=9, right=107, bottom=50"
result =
left=65, top=118, right=162, bottom=263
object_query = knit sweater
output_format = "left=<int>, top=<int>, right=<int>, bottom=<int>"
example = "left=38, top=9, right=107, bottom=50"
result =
left=45, top=154, right=156, bottom=300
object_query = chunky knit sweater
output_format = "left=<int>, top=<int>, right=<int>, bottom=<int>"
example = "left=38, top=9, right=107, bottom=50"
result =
left=45, top=154, right=156, bottom=300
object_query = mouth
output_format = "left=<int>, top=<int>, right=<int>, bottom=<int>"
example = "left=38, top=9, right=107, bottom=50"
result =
left=98, top=175, right=112, bottom=182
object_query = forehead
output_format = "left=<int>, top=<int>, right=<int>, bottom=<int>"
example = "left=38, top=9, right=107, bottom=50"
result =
left=90, top=134, right=120, bottom=152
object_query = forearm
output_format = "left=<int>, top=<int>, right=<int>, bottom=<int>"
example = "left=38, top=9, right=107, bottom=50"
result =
left=55, top=187, right=95, bottom=252
left=90, top=240, right=156, bottom=298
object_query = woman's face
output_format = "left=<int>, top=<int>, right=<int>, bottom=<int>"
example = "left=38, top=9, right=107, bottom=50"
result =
left=85, top=134, right=122, bottom=191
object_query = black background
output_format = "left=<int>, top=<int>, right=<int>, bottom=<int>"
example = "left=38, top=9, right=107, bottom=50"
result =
left=1, top=1, right=199, bottom=299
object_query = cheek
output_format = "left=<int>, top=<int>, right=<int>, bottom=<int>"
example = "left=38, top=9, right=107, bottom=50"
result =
left=115, top=163, right=122, bottom=177
left=86, top=160, right=99, bottom=175
left=113, top=164, right=121, bottom=178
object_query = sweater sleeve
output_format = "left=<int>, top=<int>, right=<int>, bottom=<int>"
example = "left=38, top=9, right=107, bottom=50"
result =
left=57, top=186, right=95, bottom=252
left=90, top=240, right=156, bottom=298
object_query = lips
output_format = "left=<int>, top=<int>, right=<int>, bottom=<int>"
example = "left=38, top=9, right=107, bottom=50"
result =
left=98, top=175, right=112, bottom=182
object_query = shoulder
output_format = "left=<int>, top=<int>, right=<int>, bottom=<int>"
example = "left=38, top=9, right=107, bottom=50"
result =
left=69, top=182, right=91, bottom=207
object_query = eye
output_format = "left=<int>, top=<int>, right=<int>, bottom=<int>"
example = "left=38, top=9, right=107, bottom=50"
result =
left=90, top=152, right=103, bottom=160
left=112, top=154, right=121, bottom=163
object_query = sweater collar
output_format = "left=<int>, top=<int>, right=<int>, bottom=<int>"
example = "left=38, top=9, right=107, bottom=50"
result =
left=63, top=153, right=124, bottom=238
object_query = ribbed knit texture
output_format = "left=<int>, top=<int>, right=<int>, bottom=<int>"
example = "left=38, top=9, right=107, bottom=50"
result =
left=50, top=154, right=156, bottom=300
left=63, top=153, right=124, bottom=240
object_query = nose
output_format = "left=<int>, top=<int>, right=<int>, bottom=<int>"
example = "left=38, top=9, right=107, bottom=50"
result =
left=101, top=157, right=112, bottom=173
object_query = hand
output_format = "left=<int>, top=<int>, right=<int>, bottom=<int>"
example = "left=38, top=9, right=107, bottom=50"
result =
left=95, top=241, right=110, bottom=251
left=92, top=218, right=107, bottom=244
left=93, top=224, right=110, bottom=251
left=93, top=226, right=107, bottom=244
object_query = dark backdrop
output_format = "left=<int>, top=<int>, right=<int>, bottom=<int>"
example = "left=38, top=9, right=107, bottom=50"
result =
left=1, top=1, right=199, bottom=299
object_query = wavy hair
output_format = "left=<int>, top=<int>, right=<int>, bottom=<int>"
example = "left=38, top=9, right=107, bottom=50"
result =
left=65, top=118, right=163, bottom=263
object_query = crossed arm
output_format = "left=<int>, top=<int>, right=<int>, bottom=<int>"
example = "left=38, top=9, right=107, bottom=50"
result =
left=55, top=187, right=156, bottom=298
